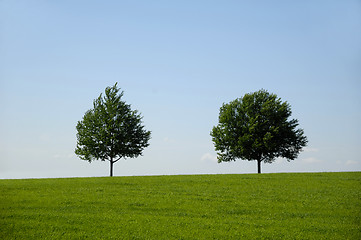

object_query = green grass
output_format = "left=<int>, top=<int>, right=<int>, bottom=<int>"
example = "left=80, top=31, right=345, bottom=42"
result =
left=1, top=172, right=360, bottom=239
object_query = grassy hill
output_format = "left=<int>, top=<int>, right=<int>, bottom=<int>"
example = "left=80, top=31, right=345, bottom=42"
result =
left=1, top=172, right=360, bottom=239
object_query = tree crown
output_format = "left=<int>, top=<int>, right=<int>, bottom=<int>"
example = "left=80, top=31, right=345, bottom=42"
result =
left=75, top=83, right=151, bottom=163
left=211, top=89, right=307, bottom=164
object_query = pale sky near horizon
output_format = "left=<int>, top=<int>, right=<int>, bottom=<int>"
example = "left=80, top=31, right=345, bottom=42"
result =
left=1, top=0, right=360, bottom=179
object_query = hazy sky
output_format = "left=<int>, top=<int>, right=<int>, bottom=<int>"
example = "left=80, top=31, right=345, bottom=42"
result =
left=1, top=0, right=360, bottom=179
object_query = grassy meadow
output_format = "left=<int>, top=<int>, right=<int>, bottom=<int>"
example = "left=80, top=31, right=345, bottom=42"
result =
left=1, top=172, right=360, bottom=239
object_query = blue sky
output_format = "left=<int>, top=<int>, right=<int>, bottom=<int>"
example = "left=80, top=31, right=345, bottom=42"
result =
left=1, top=0, right=360, bottom=178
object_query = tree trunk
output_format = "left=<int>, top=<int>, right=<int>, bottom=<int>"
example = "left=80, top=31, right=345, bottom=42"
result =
left=110, top=160, right=113, bottom=177
left=257, top=159, right=261, bottom=174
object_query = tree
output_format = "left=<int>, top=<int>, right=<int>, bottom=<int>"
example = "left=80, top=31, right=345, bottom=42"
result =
left=75, top=83, right=151, bottom=177
left=210, top=89, right=307, bottom=173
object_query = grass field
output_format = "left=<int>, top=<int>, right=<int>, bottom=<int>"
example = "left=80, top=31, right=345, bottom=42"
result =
left=1, top=172, right=360, bottom=239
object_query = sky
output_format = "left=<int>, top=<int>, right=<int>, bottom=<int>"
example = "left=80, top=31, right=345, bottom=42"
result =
left=1, top=0, right=360, bottom=179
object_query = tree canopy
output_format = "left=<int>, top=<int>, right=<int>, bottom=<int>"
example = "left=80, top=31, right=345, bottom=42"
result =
left=210, top=89, right=307, bottom=173
left=75, top=83, right=151, bottom=176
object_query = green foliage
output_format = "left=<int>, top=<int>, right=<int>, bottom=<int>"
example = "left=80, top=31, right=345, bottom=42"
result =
left=75, top=83, right=151, bottom=176
left=1, top=172, right=360, bottom=239
left=211, top=89, right=307, bottom=173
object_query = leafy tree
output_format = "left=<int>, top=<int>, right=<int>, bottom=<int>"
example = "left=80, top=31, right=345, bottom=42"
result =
left=75, top=83, right=151, bottom=177
left=210, top=89, right=307, bottom=173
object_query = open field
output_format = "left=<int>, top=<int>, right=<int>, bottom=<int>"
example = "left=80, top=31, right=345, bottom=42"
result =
left=1, top=172, right=360, bottom=239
